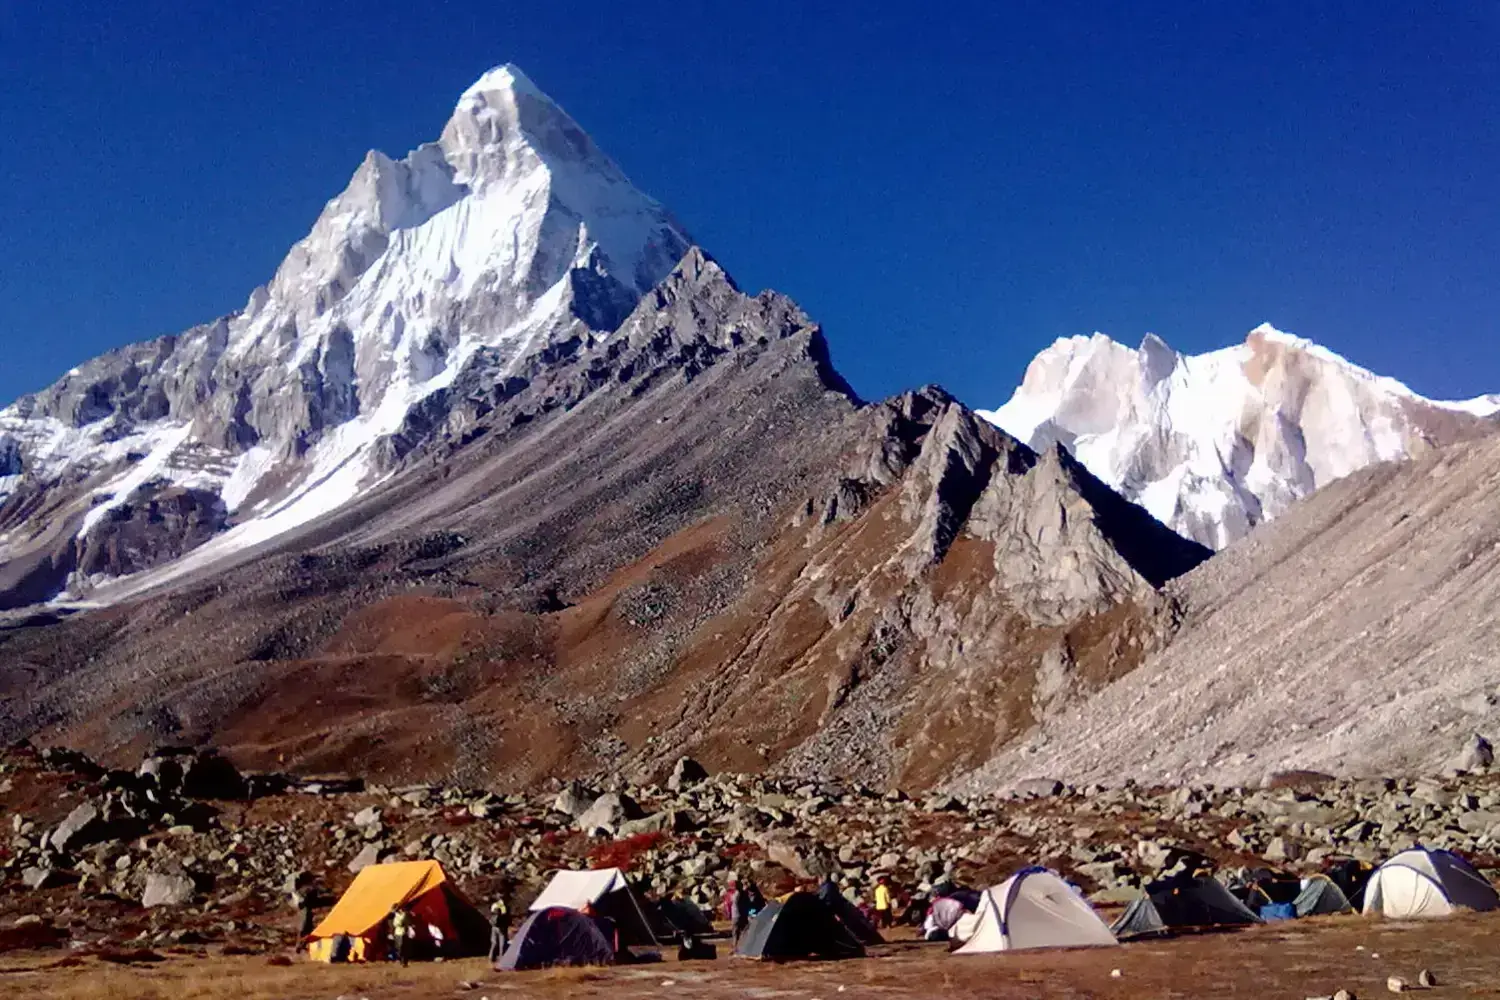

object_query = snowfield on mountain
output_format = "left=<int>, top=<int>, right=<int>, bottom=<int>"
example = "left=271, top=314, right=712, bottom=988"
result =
left=0, top=65, right=689, bottom=608
left=981, top=324, right=1499, bottom=549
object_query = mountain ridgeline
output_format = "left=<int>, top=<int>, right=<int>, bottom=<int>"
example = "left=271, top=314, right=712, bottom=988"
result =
left=1, top=64, right=1495, bottom=793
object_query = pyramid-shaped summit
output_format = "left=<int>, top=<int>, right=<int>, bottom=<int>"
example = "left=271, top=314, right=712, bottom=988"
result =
left=0, top=64, right=692, bottom=606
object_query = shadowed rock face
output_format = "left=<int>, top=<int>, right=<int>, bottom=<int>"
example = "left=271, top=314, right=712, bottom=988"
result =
left=0, top=250, right=1208, bottom=791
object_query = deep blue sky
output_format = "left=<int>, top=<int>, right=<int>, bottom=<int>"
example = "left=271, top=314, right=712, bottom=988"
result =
left=2, top=1, right=1497, bottom=408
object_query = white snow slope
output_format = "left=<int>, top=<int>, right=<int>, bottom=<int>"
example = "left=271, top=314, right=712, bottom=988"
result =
left=980, top=324, right=1500, bottom=549
left=0, top=65, right=692, bottom=602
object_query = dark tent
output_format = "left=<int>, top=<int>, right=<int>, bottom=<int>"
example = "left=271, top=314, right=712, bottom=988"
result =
left=651, top=897, right=715, bottom=938
left=814, top=887, right=883, bottom=946
left=1111, top=876, right=1261, bottom=940
left=1294, top=875, right=1353, bottom=917
left=1323, top=859, right=1374, bottom=910
left=498, top=907, right=616, bottom=971
left=735, top=894, right=865, bottom=961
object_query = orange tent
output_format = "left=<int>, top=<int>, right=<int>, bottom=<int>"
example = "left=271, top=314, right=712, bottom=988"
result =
left=307, top=860, right=489, bottom=962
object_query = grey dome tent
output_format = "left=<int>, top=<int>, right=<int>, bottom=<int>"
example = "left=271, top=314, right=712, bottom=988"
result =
left=1112, top=876, right=1261, bottom=939
left=498, top=906, right=616, bottom=971
left=735, top=893, right=865, bottom=961
left=1294, top=875, right=1353, bottom=917
left=1362, top=848, right=1499, bottom=918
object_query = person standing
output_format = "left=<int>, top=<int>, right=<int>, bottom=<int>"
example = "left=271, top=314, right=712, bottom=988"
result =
left=746, top=879, right=765, bottom=916
left=294, top=887, right=318, bottom=941
left=873, top=874, right=894, bottom=929
left=390, top=907, right=413, bottom=966
left=731, top=880, right=752, bottom=949
left=722, top=874, right=738, bottom=925
left=488, top=895, right=511, bottom=963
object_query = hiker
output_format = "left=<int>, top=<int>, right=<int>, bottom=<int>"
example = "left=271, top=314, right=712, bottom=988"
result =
left=389, top=906, right=413, bottom=966
left=722, top=874, right=739, bottom=924
left=818, top=873, right=841, bottom=906
left=874, top=874, right=894, bottom=929
left=488, top=894, right=511, bottom=963
left=731, top=880, right=752, bottom=947
left=746, top=879, right=765, bottom=916
left=293, top=886, right=318, bottom=940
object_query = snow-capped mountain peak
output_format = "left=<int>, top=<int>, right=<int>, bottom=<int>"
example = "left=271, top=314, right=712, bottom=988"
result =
left=981, top=325, right=1498, bottom=549
left=0, top=64, right=692, bottom=607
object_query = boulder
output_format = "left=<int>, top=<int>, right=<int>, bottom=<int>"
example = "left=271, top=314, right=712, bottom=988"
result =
left=616, top=810, right=694, bottom=838
left=576, top=792, right=643, bottom=835
left=1013, top=778, right=1064, bottom=799
left=141, top=872, right=196, bottom=908
left=1448, top=734, right=1494, bottom=773
left=923, top=795, right=965, bottom=813
left=48, top=802, right=105, bottom=853
left=348, top=843, right=387, bottom=873
left=352, top=806, right=382, bottom=829
left=667, top=757, right=708, bottom=792
left=757, top=834, right=835, bottom=879
left=22, top=867, right=67, bottom=890
left=179, top=751, right=247, bottom=799
left=553, top=781, right=597, bottom=819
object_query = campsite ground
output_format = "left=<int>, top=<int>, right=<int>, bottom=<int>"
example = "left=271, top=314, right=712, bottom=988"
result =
left=7, top=913, right=1500, bottom=999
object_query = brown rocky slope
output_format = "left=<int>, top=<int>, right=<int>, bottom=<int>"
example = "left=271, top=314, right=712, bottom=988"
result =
left=0, top=250, right=1208, bottom=791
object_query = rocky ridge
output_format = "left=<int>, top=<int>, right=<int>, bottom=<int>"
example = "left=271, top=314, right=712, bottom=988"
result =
left=961, top=426, right=1500, bottom=791
left=0, top=239, right=1210, bottom=792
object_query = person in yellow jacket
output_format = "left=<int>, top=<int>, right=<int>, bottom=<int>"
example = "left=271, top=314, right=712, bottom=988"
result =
left=873, top=875, right=894, bottom=929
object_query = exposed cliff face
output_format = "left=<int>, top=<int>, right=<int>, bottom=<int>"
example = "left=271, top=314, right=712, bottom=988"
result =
left=0, top=249, right=1207, bottom=791
left=982, top=324, right=1500, bottom=549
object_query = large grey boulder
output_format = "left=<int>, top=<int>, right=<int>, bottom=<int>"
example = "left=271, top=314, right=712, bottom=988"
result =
left=22, top=867, right=67, bottom=890
left=1449, top=734, right=1494, bottom=773
left=616, top=811, right=694, bottom=838
left=552, top=781, right=597, bottom=820
left=576, top=792, right=643, bottom=835
left=48, top=802, right=104, bottom=853
left=142, top=872, right=196, bottom=908
left=348, top=843, right=389, bottom=873
left=1013, top=778, right=1065, bottom=799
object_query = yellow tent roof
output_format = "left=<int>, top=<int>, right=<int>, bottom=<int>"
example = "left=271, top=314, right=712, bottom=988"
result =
left=310, top=860, right=450, bottom=940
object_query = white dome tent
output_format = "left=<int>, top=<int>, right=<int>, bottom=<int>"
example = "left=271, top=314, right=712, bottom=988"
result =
left=954, top=868, right=1118, bottom=954
left=1362, top=848, right=1499, bottom=919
